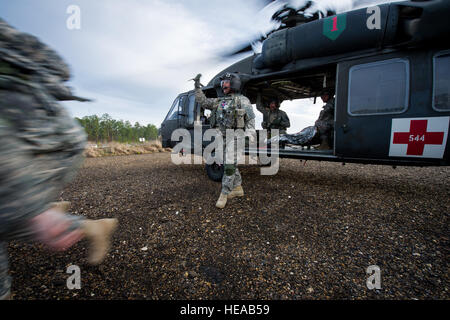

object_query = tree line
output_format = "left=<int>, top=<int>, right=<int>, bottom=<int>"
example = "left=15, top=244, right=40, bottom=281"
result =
left=75, top=114, right=159, bottom=143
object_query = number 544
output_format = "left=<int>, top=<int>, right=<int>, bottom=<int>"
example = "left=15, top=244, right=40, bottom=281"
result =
left=409, top=135, right=425, bottom=142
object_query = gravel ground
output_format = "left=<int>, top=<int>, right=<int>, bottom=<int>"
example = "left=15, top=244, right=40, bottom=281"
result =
left=8, top=153, right=450, bottom=299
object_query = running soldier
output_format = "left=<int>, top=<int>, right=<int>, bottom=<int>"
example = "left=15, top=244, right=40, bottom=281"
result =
left=0, top=18, right=118, bottom=300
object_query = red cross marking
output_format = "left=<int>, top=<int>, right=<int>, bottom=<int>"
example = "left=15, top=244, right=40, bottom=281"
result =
left=393, top=120, right=445, bottom=155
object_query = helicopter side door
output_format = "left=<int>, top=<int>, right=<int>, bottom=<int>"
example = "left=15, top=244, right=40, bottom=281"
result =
left=335, top=52, right=412, bottom=161
left=335, top=50, right=450, bottom=164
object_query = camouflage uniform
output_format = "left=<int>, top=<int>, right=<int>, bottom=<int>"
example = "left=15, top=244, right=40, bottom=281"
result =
left=274, top=98, right=334, bottom=148
left=314, top=98, right=335, bottom=148
left=195, top=88, right=255, bottom=195
left=256, top=101, right=290, bottom=134
left=277, top=125, right=319, bottom=146
left=0, top=18, right=87, bottom=298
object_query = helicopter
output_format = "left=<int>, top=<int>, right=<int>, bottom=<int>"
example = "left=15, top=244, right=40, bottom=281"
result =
left=159, top=0, right=450, bottom=181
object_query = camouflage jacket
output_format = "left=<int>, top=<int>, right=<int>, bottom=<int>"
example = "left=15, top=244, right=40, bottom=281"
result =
left=0, top=18, right=87, bottom=232
left=195, top=88, right=255, bottom=134
left=315, top=98, right=335, bottom=133
left=256, top=101, right=290, bottom=131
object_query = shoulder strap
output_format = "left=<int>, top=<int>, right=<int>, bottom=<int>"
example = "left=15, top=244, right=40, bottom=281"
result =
left=236, top=95, right=242, bottom=109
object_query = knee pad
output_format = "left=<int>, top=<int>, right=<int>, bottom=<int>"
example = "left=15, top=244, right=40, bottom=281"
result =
left=224, top=164, right=236, bottom=176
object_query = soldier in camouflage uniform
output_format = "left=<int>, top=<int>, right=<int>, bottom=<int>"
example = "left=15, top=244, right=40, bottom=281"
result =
left=194, top=73, right=255, bottom=208
left=314, top=89, right=335, bottom=150
left=0, top=18, right=118, bottom=300
left=256, top=94, right=290, bottom=134
left=272, top=89, right=334, bottom=149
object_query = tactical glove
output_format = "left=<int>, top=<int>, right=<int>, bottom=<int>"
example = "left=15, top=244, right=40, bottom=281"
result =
left=191, top=73, right=202, bottom=89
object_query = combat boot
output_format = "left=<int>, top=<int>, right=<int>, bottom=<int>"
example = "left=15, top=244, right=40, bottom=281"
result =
left=81, top=218, right=118, bottom=265
left=216, top=193, right=228, bottom=209
left=50, top=201, right=71, bottom=212
left=227, top=185, right=244, bottom=199
left=317, top=140, right=330, bottom=150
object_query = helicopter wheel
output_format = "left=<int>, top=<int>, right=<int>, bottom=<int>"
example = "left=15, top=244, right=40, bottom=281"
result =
left=205, top=162, right=224, bottom=182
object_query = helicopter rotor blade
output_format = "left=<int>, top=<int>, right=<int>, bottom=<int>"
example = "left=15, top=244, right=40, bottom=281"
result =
left=220, top=34, right=266, bottom=58
left=298, top=1, right=314, bottom=13
left=326, top=9, right=337, bottom=17
left=221, top=42, right=258, bottom=58
left=230, top=44, right=254, bottom=56
left=220, top=0, right=335, bottom=58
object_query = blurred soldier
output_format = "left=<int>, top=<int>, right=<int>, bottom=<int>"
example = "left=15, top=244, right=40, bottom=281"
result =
left=314, top=89, right=335, bottom=150
left=193, top=73, right=255, bottom=208
left=256, top=93, right=290, bottom=134
left=0, top=18, right=118, bottom=300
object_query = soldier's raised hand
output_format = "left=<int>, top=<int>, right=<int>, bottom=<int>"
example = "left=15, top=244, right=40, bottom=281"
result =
left=190, top=73, right=202, bottom=89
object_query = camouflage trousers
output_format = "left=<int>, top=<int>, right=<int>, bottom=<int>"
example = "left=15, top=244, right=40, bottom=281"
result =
left=221, top=140, right=242, bottom=195
left=0, top=81, right=87, bottom=298
left=315, top=120, right=334, bottom=145
left=222, top=165, right=242, bottom=195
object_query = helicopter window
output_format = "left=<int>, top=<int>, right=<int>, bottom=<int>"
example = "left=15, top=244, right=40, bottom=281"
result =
left=165, top=96, right=181, bottom=121
left=433, top=52, right=450, bottom=111
left=348, top=59, right=409, bottom=116
left=187, top=94, right=196, bottom=125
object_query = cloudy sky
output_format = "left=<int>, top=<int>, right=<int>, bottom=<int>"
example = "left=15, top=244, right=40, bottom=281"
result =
left=0, top=0, right=393, bottom=133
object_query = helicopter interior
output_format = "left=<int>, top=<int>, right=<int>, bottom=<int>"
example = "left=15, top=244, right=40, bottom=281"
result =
left=246, top=65, right=336, bottom=103
left=244, top=64, right=337, bottom=150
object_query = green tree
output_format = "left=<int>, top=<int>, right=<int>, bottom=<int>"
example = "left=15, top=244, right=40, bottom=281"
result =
left=76, top=114, right=158, bottom=143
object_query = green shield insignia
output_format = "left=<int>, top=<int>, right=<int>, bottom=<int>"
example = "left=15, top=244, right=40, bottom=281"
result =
left=323, top=14, right=347, bottom=41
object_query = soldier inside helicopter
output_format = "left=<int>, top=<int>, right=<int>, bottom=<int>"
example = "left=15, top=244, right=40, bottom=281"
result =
left=273, top=88, right=335, bottom=151
left=246, top=64, right=337, bottom=152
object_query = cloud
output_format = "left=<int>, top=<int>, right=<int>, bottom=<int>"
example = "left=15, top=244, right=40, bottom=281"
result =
left=58, top=0, right=265, bottom=125
left=3, top=0, right=398, bottom=129
left=74, top=0, right=265, bottom=83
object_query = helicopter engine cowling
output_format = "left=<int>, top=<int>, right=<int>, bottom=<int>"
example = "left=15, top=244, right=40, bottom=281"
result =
left=253, top=1, right=450, bottom=71
left=254, top=5, right=390, bottom=70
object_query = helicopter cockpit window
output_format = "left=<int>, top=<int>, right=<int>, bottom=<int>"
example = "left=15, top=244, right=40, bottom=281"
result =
left=165, top=96, right=181, bottom=121
left=348, top=59, right=409, bottom=116
left=433, top=52, right=450, bottom=111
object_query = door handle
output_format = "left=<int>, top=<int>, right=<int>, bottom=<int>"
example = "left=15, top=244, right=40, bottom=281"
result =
left=341, top=124, right=349, bottom=133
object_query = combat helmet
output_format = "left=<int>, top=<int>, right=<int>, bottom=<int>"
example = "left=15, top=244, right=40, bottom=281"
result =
left=269, top=96, right=280, bottom=108
left=219, top=72, right=242, bottom=93
left=320, top=88, right=335, bottom=97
